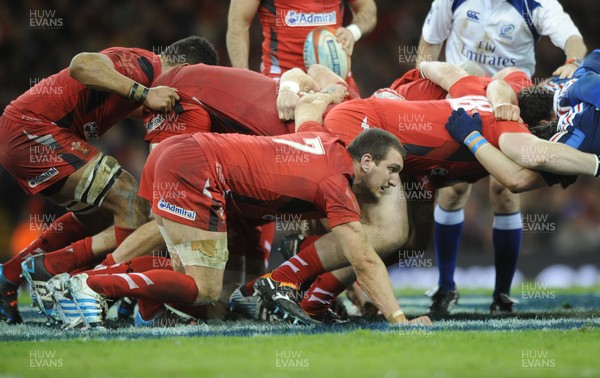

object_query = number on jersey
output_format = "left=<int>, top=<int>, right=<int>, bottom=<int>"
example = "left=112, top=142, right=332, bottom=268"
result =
left=447, top=96, right=493, bottom=114
left=272, top=136, right=326, bottom=155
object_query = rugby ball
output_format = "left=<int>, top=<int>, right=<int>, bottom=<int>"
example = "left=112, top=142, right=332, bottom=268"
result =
left=303, top=27, right=350, bottom=79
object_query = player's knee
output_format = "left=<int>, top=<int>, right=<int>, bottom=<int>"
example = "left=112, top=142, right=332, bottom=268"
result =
left=437, top=182, right=471, bottom=209
left=104, top=169, right=149, bottom=220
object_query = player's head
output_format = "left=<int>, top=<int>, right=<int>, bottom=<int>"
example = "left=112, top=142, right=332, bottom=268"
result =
left=162, top=36, right=219, bottom=68
left=517, top=86, right=555, bottom=126
left=347, top=128, right=405, bottom=199
left=529, top=119, right=558, bottom=141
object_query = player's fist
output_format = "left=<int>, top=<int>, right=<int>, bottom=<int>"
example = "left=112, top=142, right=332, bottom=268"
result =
left=445, top=108, right=482, bottom=143
left=493, top=103, right=521, bottom=122
left=144, top=86, right=180, bottom=113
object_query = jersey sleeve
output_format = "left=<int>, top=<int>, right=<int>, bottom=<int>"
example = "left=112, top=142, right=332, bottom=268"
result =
left=449, top=76, right=488, bottom=98
left=504, top=71, right=533, bottom=94
left=101, top=47, right=159, bottom=87
left=486, top=120, right=531, bottom=146
left=421, top=0, right=454, bottom=44
left=314, top=175, right=361, bottom=228
left=533, top=0, right=582, bottom=49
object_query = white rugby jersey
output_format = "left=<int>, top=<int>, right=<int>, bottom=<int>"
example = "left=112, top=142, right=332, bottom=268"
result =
left=422, top=0, right=582, bottom=76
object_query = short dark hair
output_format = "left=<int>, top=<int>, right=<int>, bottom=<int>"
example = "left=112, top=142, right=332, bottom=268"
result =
left=347, top=128, right=406, bottom=163
left=529, top=119, right=558, bottom=141
left=163, top=36, right=219, bottom=66
left=517, top=87, right=554, bottom=127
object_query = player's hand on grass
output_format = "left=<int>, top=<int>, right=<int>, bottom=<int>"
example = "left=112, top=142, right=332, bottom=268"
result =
left=493, top=103, right=521, bottom=122
left=408, top=316, right=433, bottom=326
left=445, top=108, right=482, bottom=142
left=144, top=86, right=180, bottom=113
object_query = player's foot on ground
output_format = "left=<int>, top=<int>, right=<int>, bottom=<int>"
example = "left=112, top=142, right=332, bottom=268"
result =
left=0, top=264, right=22, bottom=324
left=64, top=273, right=107, bottom=329
left=308, top=309, right=350, bottom=325
left=277, top=233, right=305, bottom=261
left=229, top=286, right=269, bottom=320
left=45, top=273, right=77, bottom=326
left=425, top=286, right=459, bottom=320
left=21, top=255, right=54, bottom=319
left=490, top=293, right=518, bottom=315
left=134, top=307, right=202, bottom=327
left=254, top=274, right=320, bottom=326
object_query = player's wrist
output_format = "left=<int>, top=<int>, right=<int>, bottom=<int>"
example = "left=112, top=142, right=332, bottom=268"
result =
left=346, top=24, right=362, bottom=42
left=129, top=82, right=149, bottom=103
left=387, top=309, right=407, bottom=323
left=566, top=57, right=582, bottom=67
left=464, top=131, right=488, bottom=154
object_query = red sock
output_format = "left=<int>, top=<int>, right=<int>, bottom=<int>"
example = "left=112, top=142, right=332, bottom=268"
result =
left=86, top=256, right=172, bottom=277
left=114, top=226, right=136, bottom=246
left=43, top=237, right=94, bottom=275
left=87, top=270, right=198, bottom=304
left=244, top=277, right=260, bottom=295
left=138, top=299, right=166, bottom=320
left=99, top=253, right=116, bottom=267
left=271, top=242, right=324, bottom=287
left=2, top=212, right=86, bottom=283
left=300, top=272, right=346, bottom=315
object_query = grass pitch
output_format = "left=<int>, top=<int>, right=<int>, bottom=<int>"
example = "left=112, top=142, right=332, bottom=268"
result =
left=0, top=288, right=599, bottom=378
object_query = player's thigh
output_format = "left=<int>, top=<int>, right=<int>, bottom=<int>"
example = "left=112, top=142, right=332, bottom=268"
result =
left=436, top=182, right=472, bottom=210
left=489, top=176, right=520, bottom=213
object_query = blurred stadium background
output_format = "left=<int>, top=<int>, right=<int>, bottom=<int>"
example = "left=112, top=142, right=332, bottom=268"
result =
left=1, top=0, right=599, bottom=289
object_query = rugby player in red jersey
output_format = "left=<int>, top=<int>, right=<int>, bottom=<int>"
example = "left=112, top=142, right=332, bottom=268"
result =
left=59, top=128, right=433, bottom=328
left=257, top=62, right=597, bottom=323
left=0, top=36, right=219, bottom=324
left=226, top=0, right=376, bottom=93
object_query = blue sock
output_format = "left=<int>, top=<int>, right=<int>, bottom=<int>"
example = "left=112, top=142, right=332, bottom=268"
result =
left=492, top=213, right=522, bottom=298
left=433, top=205, right=464, bottom=292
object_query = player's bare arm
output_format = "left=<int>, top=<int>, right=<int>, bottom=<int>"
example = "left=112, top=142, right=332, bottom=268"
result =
left=331, top=221, right=430, bottom=324
left=499, top=133, right=599, bottom=177
left=415, top=36, right=443, bottom=67
left=553, top=35, right=587, bottom=79
left=69, top=52, right=179, bottom=113
left=419, top=61, right=467, bottom=92
left=486, top=79, right=521, bottom=122
left=293, top=93, right=336, bottom=131
left=226, top=0, right=260, bottom=69
left=446, top=109, right=546, bottom=193
left=335, top=0, right=376, bottom=56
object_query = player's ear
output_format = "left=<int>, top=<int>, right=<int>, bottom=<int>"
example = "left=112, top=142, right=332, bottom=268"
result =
left=360, top=153, right=373, bottom=172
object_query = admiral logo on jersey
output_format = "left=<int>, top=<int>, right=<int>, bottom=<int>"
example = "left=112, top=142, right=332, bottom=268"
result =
left=157, top=198, right=196, bottom=221
left=28, top=167, right=59, bottom=188
left=284, top=10, right=336, bottom=27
